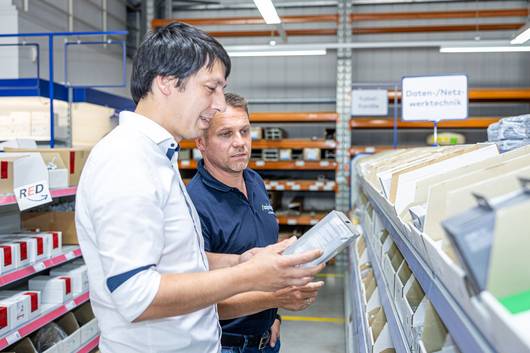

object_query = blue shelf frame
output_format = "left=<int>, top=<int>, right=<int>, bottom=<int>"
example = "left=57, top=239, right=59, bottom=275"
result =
left=0, top=30, right=130, bottom=147
left=360, top=179, right=497, bottom=353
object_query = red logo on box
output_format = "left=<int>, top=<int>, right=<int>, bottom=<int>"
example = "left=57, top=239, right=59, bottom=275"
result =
left=0, top=246, right=12, bottom=267
left=23, top=292, right=39, bottom=312
left=60, top=277, right=72, bottom=295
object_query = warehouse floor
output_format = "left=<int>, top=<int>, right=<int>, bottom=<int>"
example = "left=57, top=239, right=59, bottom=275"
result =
left=279, top=263, right=346, bottom=353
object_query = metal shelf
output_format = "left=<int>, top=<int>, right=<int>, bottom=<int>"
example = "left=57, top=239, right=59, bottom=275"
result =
left=0, top=246, right=81, bottom=287
left=249, top=112, right=337, bottom=122
left=361, top=223, right=411, bottom=353
left=360, top=178, right=497, bottom=353
left=0, top=186, right=77, bottom=207
left=348, top=245, right=371, bottom=353
left=350, top=117, right=499, bottom=129
left=264, top=179, right=336, bottom=192
left=179, top=139, right=337, bottom=150
left=178, top=160, right=337, bottom=171
left=276, top=212, right=327, bottom=225
left=0, top=291, right=90, bottom=349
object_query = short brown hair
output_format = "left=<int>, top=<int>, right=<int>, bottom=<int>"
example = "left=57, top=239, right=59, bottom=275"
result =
left=224, top=92, right=249, bottom=115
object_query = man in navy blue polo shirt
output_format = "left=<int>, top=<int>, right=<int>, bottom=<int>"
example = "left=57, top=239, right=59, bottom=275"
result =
left=188, top=93, right=324, bottom=353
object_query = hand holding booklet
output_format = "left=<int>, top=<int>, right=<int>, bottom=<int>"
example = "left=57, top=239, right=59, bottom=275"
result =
left=283, top=210, right=361, bottom=268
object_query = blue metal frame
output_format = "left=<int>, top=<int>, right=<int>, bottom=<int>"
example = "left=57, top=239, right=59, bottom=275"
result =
left=360, top=179, right=497, bottom=353
left=64, top=40, right=127, bottom=88
left=349, top=245, right=371, bottom=353
left=0, top=30, right=128, bottom=147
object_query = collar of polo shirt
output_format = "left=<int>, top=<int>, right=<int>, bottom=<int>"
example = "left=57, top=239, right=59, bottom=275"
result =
left=197, top=159, right=257, bottom=193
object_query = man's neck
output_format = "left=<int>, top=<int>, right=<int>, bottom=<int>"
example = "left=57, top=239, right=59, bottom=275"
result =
left=203, top=158, right=247, bottom=196
left=135, top=100, right=183, bottom=142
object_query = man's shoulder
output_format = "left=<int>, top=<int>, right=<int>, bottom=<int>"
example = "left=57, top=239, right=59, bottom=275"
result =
left=187, top=173, right=204, bottom=195
left=245, top=168, right=266, bottom=188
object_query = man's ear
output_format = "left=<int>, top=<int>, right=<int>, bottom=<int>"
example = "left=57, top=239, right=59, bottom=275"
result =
left=195, top=136, right=206, bottom=152
left=154, top=76, right=173, bottom=97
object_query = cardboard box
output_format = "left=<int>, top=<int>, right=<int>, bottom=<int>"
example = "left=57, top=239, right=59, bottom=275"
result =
left=0, top=291, right=32, bottom=329
left=303, top=148, right=321, bottom=161
left=1, top=236, right=45, bottom=264
left=0, top=242, right=22, bottom=269
left=72, top=302, right=99, bottom=343
left=50, top=265, right=88, bottom=295
left=391, top=144, right=498, bottom=215
left=4, top=147, right=90, bottom=187
left=56, top=312, right=81, bottom=353
left=0, top=153, right=49, bottom=195
left=40, top=153, right=68, bottom=189
left=28, top=276, right=72, bottom=304
left=3, top=337, right=39, bottom=353
left=22, top=213, right=75, bottom=245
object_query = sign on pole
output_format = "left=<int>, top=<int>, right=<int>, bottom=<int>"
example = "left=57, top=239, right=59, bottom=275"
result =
left=401, top=75, right=468, bottom=122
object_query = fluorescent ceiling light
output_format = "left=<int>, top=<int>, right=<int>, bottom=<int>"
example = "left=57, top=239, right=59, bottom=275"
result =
left=228, top=49, right=327, bottom=57
left=511, top=24, right=530, bottom=45
left=253, top=0, right=281, bottom=24
left=440, top=46, right=530, bottom=53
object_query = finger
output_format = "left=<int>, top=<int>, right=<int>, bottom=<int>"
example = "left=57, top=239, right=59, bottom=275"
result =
left=288, top=276, right=314, bottom=287
left=268, top=236, right=297, bottom=254
left=282, top=249, right=323, bottom=267
left=289, top=263, right=325, bottom=281
left=298, top=281, right=325, bottom=290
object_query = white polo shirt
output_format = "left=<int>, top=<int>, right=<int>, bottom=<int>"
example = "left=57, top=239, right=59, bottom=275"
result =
left=75, top=111, right=221, bottom=353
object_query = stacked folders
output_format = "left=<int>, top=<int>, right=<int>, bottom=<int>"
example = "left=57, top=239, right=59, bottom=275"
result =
left=356, top=143, right=530, bottom=353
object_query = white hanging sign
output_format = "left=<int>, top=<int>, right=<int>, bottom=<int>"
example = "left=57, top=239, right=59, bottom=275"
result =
left=14, top=180, right=52, bottom=211
left=351, top=89, right=388, bottom=116
left=401, top=75, right=468, bottom=121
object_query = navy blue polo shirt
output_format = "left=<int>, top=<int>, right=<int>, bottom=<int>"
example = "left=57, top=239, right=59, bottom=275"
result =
left=187, top=160, right=279, bottom=336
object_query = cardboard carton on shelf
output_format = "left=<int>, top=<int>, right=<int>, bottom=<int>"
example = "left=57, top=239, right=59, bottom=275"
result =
left=28, top=276, right=73, bottom=304
left=0, top=290, right=32, bottom=330
left=22, top=212, right=76, bottom=245
left=0, top=242, right=22, bottom=271
left=56, top=312, right=82, bottom=353
left=50, top=265, right=88, bottom=295
left=4, top=147, right=90, bottom=187
left=415, top=301, right=458, bottom=353
left=407, top=145, right=530, bottom=220
left=0, top=153, right=48, bottom=195
left=72, top=302, right=99, bottom=344
left=0, top=236, right=45, bottom=264
left=389, top=144, right=498, bottom=215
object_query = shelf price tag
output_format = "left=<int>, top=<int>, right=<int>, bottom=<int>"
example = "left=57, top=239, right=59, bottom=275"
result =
left=295, top=161, right=305, bottom=167
left=276, top=185, right=285, bottom=191
left=65, top=252, right=75, bottom=261
left=287, top=219, right=297, bottom=225
left=309, top=185, right=319, bottom=191
left=33, top=262, right=46, bottom=272
left=310, top=219, right=319, bottom=225
left=6, top=331, right=21, bottom=345
left=365, top=147, right=376, bottom=153
left=292, top=185, right=301, bottom=191
left=320, top=161, right=330, bottom=167
left=256, top=160, right=265, bottom=167
left=180, top=160, right=190, bottom=167
left=14, top=180, right=52, bottom=211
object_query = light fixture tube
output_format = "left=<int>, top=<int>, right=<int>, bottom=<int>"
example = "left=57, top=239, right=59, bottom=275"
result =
left=253, top=0, right=281, bottom=24
left=440, top=46, right=530, bottom=53
left=228, top=49, right=327, bottom=57
left=511, top=24, right=530, bottom=45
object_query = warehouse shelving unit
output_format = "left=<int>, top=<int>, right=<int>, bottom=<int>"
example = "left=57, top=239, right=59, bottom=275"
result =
left=77, top=336, right=100, bottom=353
left=0, top=246, right=81, bottom=287
left=0, top=291, right=89, bottom=349
left=348, top=169, right=503, bottom=353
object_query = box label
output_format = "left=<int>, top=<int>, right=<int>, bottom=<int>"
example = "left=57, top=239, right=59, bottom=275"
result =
left=14, top=180, right=52, bottom=211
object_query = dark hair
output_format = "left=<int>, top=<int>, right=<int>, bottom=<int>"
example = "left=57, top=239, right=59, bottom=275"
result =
left=130, top=22, right=231, bottom=104
left=224, top=92, right=249, bottom=115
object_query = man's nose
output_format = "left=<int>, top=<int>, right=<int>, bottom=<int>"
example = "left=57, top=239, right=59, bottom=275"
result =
left=211, top=89, right=226, bottom=113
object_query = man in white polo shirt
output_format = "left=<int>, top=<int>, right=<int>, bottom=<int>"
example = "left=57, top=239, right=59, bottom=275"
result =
left=75, top=22, right=323, bottom=353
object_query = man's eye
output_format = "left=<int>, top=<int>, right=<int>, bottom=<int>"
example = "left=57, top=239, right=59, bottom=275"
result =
left=206, top=86, right=215, bottom=92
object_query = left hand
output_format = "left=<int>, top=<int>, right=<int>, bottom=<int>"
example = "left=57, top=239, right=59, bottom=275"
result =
left=239, top=247, right=263, bottom=264
left=270, top=318, right=281, bottom=347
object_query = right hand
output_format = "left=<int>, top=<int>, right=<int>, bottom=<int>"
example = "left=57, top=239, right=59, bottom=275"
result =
left=242, top=237, right=325, bottom=292
left=273, top=281, right=325, bottom=311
